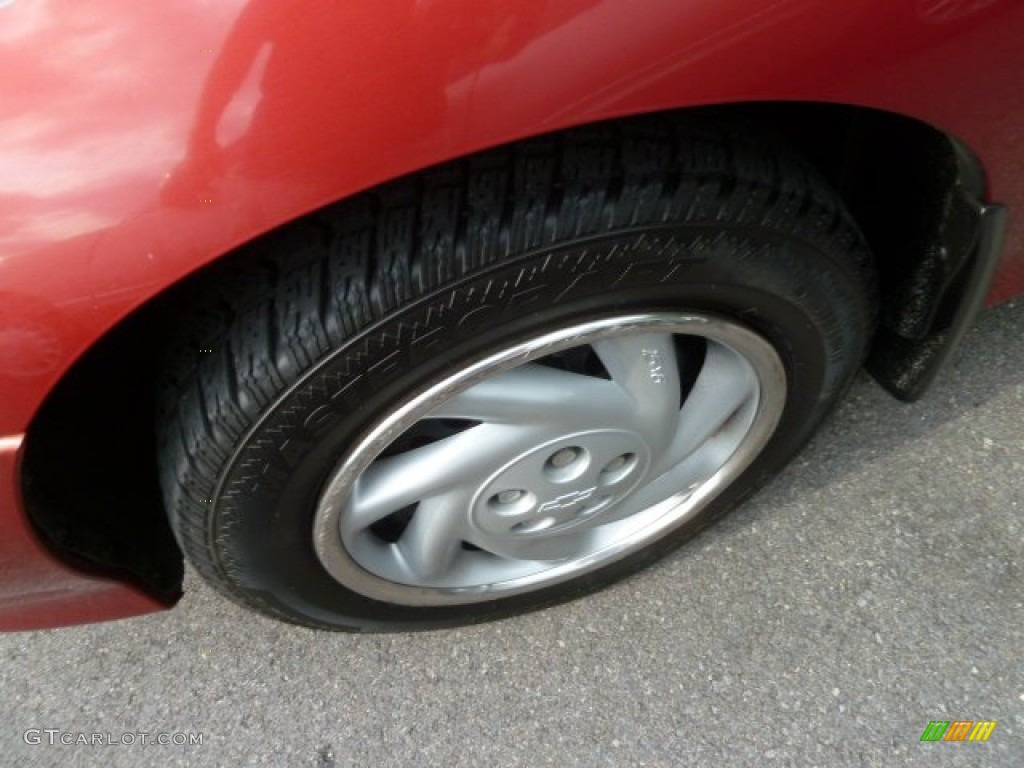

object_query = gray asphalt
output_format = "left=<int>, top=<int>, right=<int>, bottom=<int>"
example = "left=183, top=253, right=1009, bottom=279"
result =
left=2, top=301, right=1022, bottom=768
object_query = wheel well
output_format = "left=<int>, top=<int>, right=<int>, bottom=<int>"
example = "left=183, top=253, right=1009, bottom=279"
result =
left=18, top=102, right=985, bottom=601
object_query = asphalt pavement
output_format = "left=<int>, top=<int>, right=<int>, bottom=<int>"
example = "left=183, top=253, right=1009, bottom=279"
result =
left=1, top=300, right=1022, bottom=768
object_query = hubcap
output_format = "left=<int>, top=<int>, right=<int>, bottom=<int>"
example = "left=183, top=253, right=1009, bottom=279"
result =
left=470, top=430, right=650, bottom=538
left=313, top=312, right=786, bottom=606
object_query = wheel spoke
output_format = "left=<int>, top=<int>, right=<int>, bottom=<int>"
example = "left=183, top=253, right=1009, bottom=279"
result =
left=397, top=495, right=466, bottom=580
left=658, top=342, right=758, bottom=470
left=591, top=332, right=681, bottom=453
left=426, top=363, right=632, bottom=431
left=343, top=423, right=534, bottom=532
left=595, top=456, right=712, bottom=525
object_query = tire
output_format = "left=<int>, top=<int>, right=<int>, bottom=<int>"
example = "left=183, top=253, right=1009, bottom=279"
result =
left=158, top=118, right=877, bottom=631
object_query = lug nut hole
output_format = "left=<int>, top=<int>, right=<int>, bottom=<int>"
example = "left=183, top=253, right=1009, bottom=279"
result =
left=488, top=490, right=537, bottom=517
left=511, top=516, right=557, bottom=534
left=576, top=496, right=612, bottom=518
left=599, top=453, right=637, bottom=485
left=543, top=446, right=589, bottom=483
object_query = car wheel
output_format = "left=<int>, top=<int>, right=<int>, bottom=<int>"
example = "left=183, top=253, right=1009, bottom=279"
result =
left=158, top=120, right=877, bottom=630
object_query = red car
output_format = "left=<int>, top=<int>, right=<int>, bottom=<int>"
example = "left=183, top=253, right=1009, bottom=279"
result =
left=2, top=0, right=1022, bottom=631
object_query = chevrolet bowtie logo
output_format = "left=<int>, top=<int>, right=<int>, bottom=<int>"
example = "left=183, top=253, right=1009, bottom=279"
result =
left=537, top=487, right=597, bottom=514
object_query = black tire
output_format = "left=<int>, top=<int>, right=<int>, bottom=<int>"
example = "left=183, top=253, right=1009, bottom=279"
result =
left=158, top=118, right=877, bottom=631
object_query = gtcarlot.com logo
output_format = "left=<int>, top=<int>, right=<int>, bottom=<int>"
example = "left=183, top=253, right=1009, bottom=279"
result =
left=24, top=729, right=203, bottom=747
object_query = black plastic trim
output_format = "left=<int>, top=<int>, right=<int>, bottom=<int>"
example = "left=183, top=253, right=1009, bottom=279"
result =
left=867, top=202, right=1007, bottom=401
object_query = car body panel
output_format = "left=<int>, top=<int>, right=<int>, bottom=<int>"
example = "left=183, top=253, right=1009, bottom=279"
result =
left=1, top=0, right=1023, bottom=628
left=0, top=437, right=164, bottom=630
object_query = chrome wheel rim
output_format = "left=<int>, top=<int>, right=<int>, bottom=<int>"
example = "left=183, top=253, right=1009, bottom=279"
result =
left=313, top=312, right=786, bottom=606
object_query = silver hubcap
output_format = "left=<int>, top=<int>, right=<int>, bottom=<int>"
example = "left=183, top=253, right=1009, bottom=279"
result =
left=313, top=312, right=786, bottom=606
